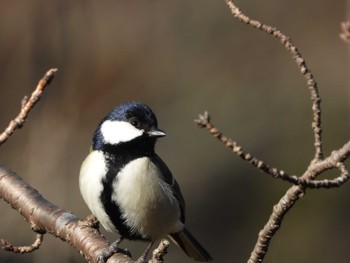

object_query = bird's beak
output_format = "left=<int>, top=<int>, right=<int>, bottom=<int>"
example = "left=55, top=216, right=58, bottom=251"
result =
left=147, top=128, right=166, bottom=138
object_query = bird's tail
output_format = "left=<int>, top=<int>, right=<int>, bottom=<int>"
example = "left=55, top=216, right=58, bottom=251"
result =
left=169, top=228, right=212, bottom=262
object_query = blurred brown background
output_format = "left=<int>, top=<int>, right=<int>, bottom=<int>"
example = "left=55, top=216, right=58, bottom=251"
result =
left=0, top=1, right=349, bottom=262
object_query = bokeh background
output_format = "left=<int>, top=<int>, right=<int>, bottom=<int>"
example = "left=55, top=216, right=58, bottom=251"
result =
left=0, top=1, right=349, bottom=262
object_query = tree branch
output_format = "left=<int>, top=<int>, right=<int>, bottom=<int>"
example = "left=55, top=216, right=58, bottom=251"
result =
left=0, top=165, right=134, bottom=263
left=148, top=239, right=170, bottom=263
left=195, top=113, right=349, bottom=263
left=195, top=112, right=350, bottom=189
left=225, top=0, right=323, bottom=161
left=0, top=68, right=58, bottom=146
left=1, top=233, right=44, bottom=254
left=193, top=1, right=350, bottom=263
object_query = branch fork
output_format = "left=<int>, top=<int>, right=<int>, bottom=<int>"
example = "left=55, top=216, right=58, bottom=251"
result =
left=195, top=1, right=350, bottom=263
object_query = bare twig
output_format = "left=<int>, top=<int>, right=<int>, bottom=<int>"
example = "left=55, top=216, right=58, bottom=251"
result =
left=1, top=233, right=44, bottom=254
left=148, top=240, right=170, bottom=263
left=194, top=2, right=350, bottom=263
left=0, top=68, right=58, bottom=146
left=196, top=112, right=350, bottom=263
left=220, top=2, right=331, bottom=261
left=225, top=0, right=323, bottom=161
left=247, top=147, right=349, bottom=263
left=195, top=112, right=350, bottom=189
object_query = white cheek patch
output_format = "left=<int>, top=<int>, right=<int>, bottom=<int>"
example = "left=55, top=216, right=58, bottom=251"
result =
left=100, top=120, right=144, bottom=145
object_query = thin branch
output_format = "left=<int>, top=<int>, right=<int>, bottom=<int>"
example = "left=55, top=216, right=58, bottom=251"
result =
left=0, top=68, right=58, bottom=146
left=195, top=112, right=350, bottom=189
left=225, top=0, right=323, bottom=161
left=247, top=184, right=303, bottom=263
left=247, top=147, right=350, bottom=263
left=148, top=240, right=170, bottom=263
left=1, top=233, right=44, bottom=254
left=195, top=3, right=350, bottom=262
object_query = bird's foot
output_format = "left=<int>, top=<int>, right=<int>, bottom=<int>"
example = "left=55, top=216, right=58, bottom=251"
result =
left=96, top=238, right=131, bottom=262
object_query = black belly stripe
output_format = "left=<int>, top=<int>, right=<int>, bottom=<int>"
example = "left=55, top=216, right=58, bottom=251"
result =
left=100, top=164, right=147, bottom=240
left=99, top=139, right=156, bottom=241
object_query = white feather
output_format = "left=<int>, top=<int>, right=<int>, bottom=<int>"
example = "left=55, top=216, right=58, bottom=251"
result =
left=113, top=157, right=184, bottom=240
left=79, top=151, right=116, bottom=232
left=100, top=120, right=143, bottom=145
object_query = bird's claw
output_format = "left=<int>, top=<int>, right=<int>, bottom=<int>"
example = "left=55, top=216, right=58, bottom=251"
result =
left=96, top=247, right=131, bottom=262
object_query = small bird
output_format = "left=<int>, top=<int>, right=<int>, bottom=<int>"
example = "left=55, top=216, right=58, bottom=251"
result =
left=79, top=101, right=212, bottom=263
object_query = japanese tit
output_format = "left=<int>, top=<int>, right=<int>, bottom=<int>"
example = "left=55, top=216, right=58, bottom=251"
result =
left=79, top=101, right=212, bottom=262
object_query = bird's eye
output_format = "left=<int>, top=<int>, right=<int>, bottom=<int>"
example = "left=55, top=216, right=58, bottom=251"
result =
left=130, top=118, right=140, bottom=128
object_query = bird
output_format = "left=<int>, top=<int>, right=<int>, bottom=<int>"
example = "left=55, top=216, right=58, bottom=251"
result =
left=79, top=101, right=212, bottom=263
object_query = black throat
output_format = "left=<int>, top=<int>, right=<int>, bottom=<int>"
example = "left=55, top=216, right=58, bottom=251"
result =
left=103, top=136, right=156, bottom=162
left=99, top=137, right=156, bottom=240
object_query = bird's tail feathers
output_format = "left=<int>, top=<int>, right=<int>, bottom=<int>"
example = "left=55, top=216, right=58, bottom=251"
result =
left=169, top=228, right=212, bottom=262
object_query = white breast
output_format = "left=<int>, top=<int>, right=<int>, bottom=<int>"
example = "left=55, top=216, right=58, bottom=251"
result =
left=113, top=157, right=184, bottom=240
left=79, top=151, right=116, bottom=233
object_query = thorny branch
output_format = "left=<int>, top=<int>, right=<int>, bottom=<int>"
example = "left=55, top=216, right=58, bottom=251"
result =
left=194, top=1, right=350, bottom=263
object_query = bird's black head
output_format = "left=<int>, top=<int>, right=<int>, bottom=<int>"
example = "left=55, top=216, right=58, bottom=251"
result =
left=92, top=101, right=166, bottom=150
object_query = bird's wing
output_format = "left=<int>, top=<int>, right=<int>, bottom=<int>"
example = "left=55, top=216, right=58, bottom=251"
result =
left=152, top=154, right=186, bottom=223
